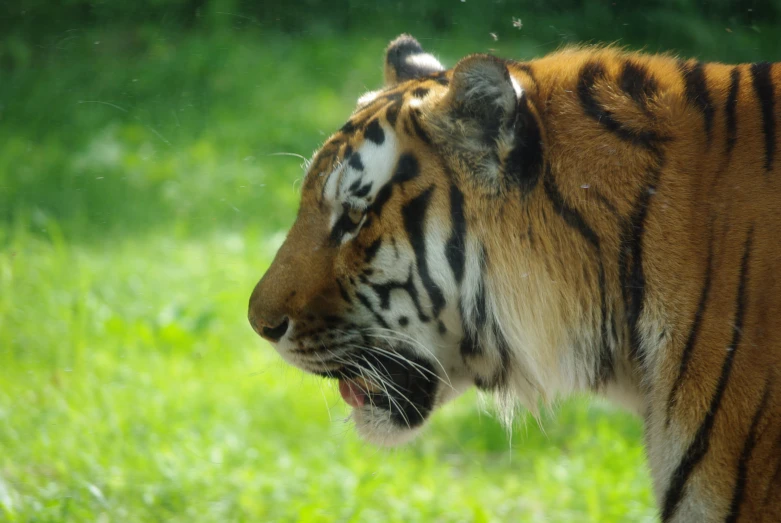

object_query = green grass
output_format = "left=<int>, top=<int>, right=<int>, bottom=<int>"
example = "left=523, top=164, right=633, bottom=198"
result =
left=8, top=18, right=776, bottom=521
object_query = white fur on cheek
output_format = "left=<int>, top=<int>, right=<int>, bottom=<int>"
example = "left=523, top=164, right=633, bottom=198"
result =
left=326, top=124, right=399, bottom=239
left=338, top=123, right=398, bottom=204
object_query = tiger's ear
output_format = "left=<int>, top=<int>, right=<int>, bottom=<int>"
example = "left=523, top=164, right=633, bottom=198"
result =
left=430, top=54, right=529, bottom=184
left=384, top=34, right=445, bottom=86
left=445, top=54, right=519, bottom=137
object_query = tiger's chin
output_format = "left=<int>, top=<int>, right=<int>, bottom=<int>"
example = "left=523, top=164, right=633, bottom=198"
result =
left=304, top=345, right=466, bottom=447
left=341, top=366, right=473, bottom=447
left=350, top=403, right=426, bottom=447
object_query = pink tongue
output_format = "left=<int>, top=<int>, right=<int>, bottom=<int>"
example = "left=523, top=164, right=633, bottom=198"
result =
left=339, top=380, right=366, bottom=408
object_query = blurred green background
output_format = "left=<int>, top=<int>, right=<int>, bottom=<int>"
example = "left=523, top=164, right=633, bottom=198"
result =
left=1, top=1, right=778, bottom=521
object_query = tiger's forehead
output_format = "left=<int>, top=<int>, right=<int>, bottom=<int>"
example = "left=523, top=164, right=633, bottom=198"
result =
left=302, top=71, right=450, bottom=199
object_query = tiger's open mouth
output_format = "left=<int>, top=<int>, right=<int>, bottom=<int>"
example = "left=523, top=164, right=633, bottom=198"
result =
left=314, top=348, right=438, bottom=428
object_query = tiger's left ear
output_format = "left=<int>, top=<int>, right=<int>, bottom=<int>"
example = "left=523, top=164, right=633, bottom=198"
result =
left=384, top=34, right=445, bottom=86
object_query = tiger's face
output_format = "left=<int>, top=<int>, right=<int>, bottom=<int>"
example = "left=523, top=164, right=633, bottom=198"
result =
left=249, top=35, right=537, bottom=445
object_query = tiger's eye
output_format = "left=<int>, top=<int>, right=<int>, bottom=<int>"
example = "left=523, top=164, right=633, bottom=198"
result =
left=348, top=207, right=364, bottom=225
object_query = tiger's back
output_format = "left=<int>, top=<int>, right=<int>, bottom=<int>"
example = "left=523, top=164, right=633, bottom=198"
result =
left=248, top=38, right=781, bottom=521
left=519, top=47, right=781, bottom=521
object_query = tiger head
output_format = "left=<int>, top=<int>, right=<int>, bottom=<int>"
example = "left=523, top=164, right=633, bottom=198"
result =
left=248, top=35, right=562, bottom=445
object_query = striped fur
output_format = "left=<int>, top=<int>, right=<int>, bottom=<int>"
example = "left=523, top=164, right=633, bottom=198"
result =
left=249, top=36, right=781, bottom=520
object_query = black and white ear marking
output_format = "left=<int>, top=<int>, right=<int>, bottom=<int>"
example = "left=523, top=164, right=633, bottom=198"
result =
left=384, top=34, right=445, bottom=86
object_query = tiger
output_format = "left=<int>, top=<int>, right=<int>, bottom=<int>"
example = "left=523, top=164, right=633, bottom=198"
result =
left=247, top=34, right=781, bottom=521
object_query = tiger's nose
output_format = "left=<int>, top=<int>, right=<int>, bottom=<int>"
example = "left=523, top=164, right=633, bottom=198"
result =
left=261, top=317, right=289, bottom=342
left=249, top=313, right=290, bottom=343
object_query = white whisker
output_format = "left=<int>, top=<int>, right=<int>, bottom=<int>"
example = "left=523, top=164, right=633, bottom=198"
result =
left=362, top=327, right=454, bottom=385
left=267, top=151, right=312, bottom=170
left=360, top=359, right=412, bottom=428
left=358, top=343, right=455, bottom=392
left=361, top=352, right=425, bottom=428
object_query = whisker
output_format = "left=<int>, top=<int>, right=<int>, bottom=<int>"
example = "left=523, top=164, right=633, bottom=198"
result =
left=363, top=327, right=453, bottom=384
left=268, top=151, right=308, bottom=161
left=329, top=327, right=449, bottom=385
left=360, top=358, right=412, bottom=428
left=353, top=343, right=456, bottom=392
left=347, top=358, right=406, bottom=421
left=342, top=353, right=410, bottom=426
left=325, top=327, right=454, bottom=390
left=361, top=352, right=425, bottom=427
left=267, top=151, right=312, bottom=170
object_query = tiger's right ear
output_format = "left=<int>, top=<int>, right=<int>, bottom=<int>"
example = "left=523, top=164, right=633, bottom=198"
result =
left=384, top=35, right=445, bottom=86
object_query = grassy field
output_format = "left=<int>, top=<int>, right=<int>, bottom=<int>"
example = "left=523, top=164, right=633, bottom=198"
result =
left=6, top=19, right=776, bottom=521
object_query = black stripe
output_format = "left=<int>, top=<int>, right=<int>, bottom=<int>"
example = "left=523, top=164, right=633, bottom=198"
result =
left=369, top=267, right=430, bottom=322
left=665, top=232, right=714, bottom=427
left=679, top=61, right=715, bottom=144
left=353, top=182, right=372, bottom=198
left=662, top=228, right=753, bottom=522
left=543, top=169, right=612, bottom=385
left=504, top=95, right=543, bottom=193
left=475, top=246, right=488, bottom=329
left=591, top=189, right=621, bottom=219
left=355, top=291, right=390, bottom=329
left=370, top=185, right=393, bottom=218
left=336, top=278, right=352, bottom=304
left=474, top=323, right=512, bottom=391
left=340, top=119, right=357, bottom=135
left=385, top=99, right=402, bottom=127
left=445, top=184, right=467, bottom=283
left=391, top=153, right=420, bottom=184
left=726, top=378, right=771, bottom=523
left=725, top=67, right=741, bottom=157
left=364, top=237, right=382, bottom=263
left=459, top=302, right=482, bottom=358
left=364, top=118, right=385, bottom=145
left=378, top=90, right=404, bottom=104
left=617, top=160, right=663, bottom=363
left=543, top=169, right=600, bottom=250
left=750, top=61, right=776, bottom=172
left=412, top=87, right=430, bottom=98
left=402, top=187, right=446, bottom=318
left=367, top=154, right=419, bottom=218
left=408, top=108, right=432, bottom=145
left=348, top=153, right=364, bottom=171
left=578, top=61, right=669, bottom=151
left=619, top=60, right=658, bottom=111
left=459, top=244, right=487, bottom=367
